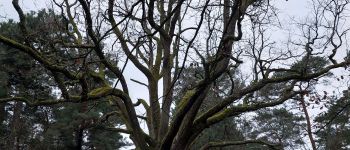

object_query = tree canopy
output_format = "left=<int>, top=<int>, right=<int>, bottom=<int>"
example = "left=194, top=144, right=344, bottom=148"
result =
left=0, top=0, right=350, bottom=149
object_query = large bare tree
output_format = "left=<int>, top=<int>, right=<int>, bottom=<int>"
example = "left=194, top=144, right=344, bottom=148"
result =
left=0, top=0, right=349, bottom=149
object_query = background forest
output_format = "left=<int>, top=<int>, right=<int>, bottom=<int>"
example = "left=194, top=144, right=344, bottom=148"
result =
left=0, top=0, right=350, bottom=150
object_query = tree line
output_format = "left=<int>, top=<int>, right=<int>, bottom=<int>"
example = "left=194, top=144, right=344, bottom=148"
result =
left=0, top=0, right=350, bottom=149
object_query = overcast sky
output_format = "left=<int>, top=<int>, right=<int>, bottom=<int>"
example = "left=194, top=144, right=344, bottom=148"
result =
left=1, top=0, right=349, bottom=149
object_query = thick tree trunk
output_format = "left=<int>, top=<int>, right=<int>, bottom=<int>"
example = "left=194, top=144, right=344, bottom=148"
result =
left=148, top=79, right=160, bottom=140
left=159, top=39, right=173, bottom=141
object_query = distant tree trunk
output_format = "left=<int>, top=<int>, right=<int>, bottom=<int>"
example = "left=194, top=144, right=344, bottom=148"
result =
left=0, top=103, right=5, bottom=126
left=10, top=102, right=22, bottom=150
left=300, top=97, right=317, bottom=150
left=74, top=128, right=84, bottom=150
left=75, top=101, right=88, bottom=150
left=0, top=85, right=8, bottom=143
left=0, top=87, right=6, bottom=123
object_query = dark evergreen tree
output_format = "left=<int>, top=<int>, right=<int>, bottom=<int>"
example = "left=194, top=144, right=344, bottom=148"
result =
left=0, top=10, right=127, bottom=150
left=315, top=89, right=350, bottom=150
left=246, top=108, right=306, bottom=149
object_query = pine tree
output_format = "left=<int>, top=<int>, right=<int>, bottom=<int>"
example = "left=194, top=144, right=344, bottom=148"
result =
left=315, top=89, right=350, bottom=150
left=0, top=10, right=127, bottom=150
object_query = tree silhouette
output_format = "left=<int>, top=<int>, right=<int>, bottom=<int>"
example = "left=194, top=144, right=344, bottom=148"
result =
left=0, top=0, right=350, bottom=149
